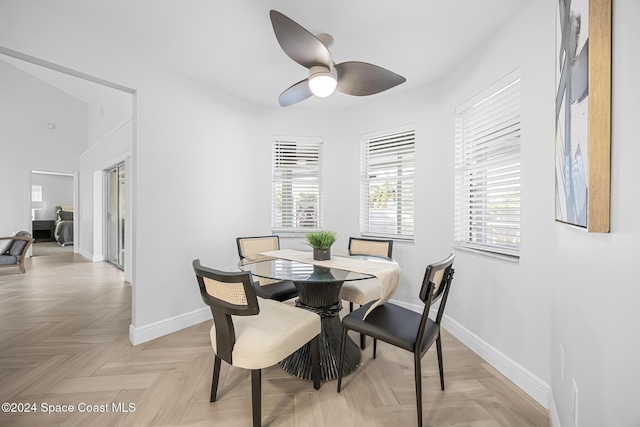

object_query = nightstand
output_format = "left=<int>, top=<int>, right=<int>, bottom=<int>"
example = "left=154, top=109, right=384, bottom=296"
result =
left=32, top=220, right=55, bottom=242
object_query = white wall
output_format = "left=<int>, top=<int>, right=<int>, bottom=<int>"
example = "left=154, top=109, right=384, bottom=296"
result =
left=0, top=2, right=268, bottom=339
left=315, top=1, right=640, bottom=426
left=87, top=90, right=132, bottom=147
left=131, top=70, right=269, bottom=329
left=329, top=83, right=450, bottom=306
left=437, top=0, right=556, bottom=400
left=0, top=58, right=87, bottom=236
left=259, top=106, right=355, bottom=250
left=1, top=54, right=133, bottom=278
left=347, top=1, right=640, bottom=426
left=325, top=3, right=555, bottom=402
left=77, top=120, right=132, bottom=261
left=551, top=1, right=640, bottom=426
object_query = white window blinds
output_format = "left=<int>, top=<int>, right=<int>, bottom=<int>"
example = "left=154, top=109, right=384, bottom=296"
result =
left=31, top=185, right=43, bottom=202
left=361, top=128, right=415, bottom=240
left=454, top=76, right=521, bottom=257
left=272, top=137, right=323, bottom=233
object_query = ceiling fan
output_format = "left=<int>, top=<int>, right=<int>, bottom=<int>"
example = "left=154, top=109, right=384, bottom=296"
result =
left=269, top=10, right=406, bottom=107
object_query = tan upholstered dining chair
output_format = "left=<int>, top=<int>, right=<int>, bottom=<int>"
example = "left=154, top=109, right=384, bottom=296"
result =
left=236, top=235, right=298, bottom=301
left=337, top=253, right=455, bottom=427
left=193, top=260, right=321, bottom=427
left=339, top=236, right=393, bottom=348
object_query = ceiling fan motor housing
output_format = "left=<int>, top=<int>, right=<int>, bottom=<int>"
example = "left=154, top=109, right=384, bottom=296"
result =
left=308, top=65, right=337, bottom=97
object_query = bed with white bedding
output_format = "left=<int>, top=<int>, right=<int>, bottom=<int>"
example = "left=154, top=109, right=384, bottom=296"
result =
left=54, top=205, right=74, bottom=246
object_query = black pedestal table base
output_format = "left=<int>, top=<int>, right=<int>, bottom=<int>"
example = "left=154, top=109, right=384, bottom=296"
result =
left=279, top=279, right=361, bottom=381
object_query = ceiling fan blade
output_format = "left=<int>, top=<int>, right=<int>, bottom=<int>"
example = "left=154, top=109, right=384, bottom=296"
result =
left=335, top=61, right=406, bottom=96
left=269, top=10, right=333, bottom=69
left=279, top=79, right=313, bottom=107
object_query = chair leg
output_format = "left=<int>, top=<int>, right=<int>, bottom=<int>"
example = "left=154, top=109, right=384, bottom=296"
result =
left=436, top=334, right=445, bottom=390
left=348, top=303, right=367, bottom=349
left=310, top=335, right=321, bottom=390
left=373, top=338, right=377, bottom=359
left=414, top=352, right=423, bottom=427
left=251, top=369, right=261, bottom=427
left=210, top=355, right=222, bottom=402
left=337, top=328, right=349, bottom=393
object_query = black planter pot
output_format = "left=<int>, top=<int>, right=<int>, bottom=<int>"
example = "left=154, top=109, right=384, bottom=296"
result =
left=313, top=248, right=331, bottom=261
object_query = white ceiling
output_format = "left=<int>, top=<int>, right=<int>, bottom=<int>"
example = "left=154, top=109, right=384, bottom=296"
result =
left=2, top=0, right=529, bottom=109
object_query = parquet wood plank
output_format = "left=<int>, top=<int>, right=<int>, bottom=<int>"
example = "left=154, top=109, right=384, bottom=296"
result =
left=0, top=254, right=550, bottom=426
left=340, top=376, right=383, bottom=427
left=0, top=354, right=70, bottom=402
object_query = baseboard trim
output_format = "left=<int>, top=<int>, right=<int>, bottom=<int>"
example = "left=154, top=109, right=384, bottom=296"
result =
left=388, top=298, right=551, bottom=410
left=78, top=248, right=105, bottom=262
left=129, top=307, right=211, bottom=345
left=548, top=390, right=561, bottom=427
left=78, top=249, right=93, bottom=261
left=442, top=315, right=550, bottom=408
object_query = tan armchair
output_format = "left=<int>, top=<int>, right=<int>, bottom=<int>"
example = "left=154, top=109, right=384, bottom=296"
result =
left=192, top=260, right=321, bottom=426
left=0, top=231, right=34, bottom=273
left=340, top=237, right=394, bottom=348
left=236, top=235, right=298, bottom=301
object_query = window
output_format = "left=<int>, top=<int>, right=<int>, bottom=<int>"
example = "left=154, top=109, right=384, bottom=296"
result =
left=454, top=73, right=521, bottom=258
left=31, top=185, right=43, bottom=202
left=272, top=137, right=323, bottom=234
left=361, top=127, right=415, bottom=240
left=31, top=185, right=44, bottom=220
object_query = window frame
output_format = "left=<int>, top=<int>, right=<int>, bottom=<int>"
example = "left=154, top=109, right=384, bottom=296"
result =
left=454, top=71, right=521, bottom=259
left=360, top=125, right=416, bottom=241
left=271, top=136, right=324, bottom=236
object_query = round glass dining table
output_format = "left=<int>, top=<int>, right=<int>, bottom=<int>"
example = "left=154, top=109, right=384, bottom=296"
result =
left=238, top=254, right=393, bottom=381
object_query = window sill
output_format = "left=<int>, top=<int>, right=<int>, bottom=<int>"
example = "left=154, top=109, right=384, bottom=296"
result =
left=453, top=244, right=519, bottom=263
left=275, top=232, right=311, bottom=238
left=361, top=233, right=414, bottom=243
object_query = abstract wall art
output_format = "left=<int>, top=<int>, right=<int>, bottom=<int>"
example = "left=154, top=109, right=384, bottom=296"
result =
left=555, top=0, right=611, bottom=232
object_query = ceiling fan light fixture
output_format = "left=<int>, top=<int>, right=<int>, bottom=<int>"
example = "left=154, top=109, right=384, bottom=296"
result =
left=308, top=66, right=337, bottom=98
left=271, top=10, right=405, bottom=106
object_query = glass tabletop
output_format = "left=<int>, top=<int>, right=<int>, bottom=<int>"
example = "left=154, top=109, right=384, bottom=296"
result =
left=238, top=254, right=394, bottom=283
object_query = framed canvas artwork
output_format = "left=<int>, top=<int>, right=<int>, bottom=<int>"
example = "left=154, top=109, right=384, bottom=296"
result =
left=555, top=0, right=611, bottom=232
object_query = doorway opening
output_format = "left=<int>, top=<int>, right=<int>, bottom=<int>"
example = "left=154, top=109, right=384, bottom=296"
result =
left=30, top=170, right=75, bottom=257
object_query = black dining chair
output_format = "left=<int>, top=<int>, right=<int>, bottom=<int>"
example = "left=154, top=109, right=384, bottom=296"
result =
left=236, top=235, right=298, bottom=301
left=193, top=260, right=321, bottom=427
left=337, top=253, right=455, bottom=427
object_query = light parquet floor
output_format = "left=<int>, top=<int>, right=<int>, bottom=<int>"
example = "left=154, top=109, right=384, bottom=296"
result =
left=31, top=242, right=74, bottom=257
left=0, top=254, right=550, bottom=427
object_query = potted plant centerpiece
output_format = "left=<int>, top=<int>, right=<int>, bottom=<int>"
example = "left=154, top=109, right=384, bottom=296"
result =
left=305, top=230, right=337, bottom=261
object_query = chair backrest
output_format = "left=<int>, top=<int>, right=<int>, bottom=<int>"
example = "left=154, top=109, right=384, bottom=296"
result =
left=348, top=237, right=393, bottom=258
left=416, top=254, right=455, bottom=349
left=192, top=259, right=260, bottom=364
left=236, top=235, right=280, bottom=260
left=9, top=231, right=33, bottom=257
